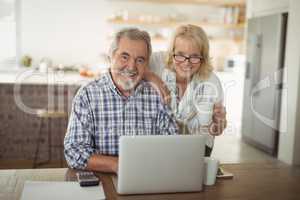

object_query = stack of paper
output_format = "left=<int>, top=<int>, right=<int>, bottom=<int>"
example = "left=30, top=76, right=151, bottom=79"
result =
left=20, top=181, right=105, bottom=200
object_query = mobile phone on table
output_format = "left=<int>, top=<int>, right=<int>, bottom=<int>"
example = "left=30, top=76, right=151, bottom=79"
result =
left=216, top=167, right=234, bottom=179
left=76, top=171, right=100, bottom=187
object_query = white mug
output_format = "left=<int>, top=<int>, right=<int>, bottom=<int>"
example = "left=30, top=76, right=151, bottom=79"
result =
left=195, top=102, right=214, bottom=126
left=203, top=157, right=219, bottom=186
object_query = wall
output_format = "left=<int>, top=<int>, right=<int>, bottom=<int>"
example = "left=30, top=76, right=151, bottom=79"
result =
left=20, top=0, right=241, bottom=68
left=0, top=0, right=17, bottom=65
left=246, top=0, right=288, bottom=18
left=21, top=0, right=111, bottom=66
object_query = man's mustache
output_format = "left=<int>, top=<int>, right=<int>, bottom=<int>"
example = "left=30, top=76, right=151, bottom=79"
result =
left=116, top=69, right=138, bottom=77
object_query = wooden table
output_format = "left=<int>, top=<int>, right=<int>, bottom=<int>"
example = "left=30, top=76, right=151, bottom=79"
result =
left=1, top=162, right=300, bottom=200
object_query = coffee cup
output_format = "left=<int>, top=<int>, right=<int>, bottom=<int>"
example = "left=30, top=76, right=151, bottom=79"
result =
left=203, top=157, right=219, bottom=186
left=195, top=102, right=214, bottom=126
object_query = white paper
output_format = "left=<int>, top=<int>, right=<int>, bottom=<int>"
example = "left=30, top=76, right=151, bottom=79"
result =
left=20, top=181, right=105, bottom=200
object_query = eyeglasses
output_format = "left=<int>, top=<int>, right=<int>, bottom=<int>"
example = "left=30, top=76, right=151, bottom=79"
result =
left=173, top=54, right=203, bottom=64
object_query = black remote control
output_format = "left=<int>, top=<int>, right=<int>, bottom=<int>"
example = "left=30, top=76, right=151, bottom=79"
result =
left=76, top=171, right=100, bottom=187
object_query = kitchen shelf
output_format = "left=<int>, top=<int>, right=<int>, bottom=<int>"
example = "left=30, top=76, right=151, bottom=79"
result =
left=153, top=37, right=244, bottom=43
left=110, top=0, right=245, bottom=7
left=209, top=37, right=244, bottom=43
left=106, top=0, right=246, bottom=59
left=107, top=19, right=245, bottom=30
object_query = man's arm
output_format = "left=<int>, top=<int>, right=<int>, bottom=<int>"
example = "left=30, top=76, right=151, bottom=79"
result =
left=86, top=155, right=118, bottom=173
left=64, top=88, right=119, bottom=173
left=64, top=88, right=95, bottom=170
left=64, top=88, right=117, bottom=173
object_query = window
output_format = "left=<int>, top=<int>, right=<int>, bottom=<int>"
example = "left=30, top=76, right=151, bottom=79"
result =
left=0, top=0, right=18, bottom=69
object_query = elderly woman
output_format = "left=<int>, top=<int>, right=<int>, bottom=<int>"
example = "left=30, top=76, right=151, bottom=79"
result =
left=145, top=24, right=227, bottom=156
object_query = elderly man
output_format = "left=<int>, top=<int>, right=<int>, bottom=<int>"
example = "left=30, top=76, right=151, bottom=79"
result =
left=64, top=28, right=178, bottom=173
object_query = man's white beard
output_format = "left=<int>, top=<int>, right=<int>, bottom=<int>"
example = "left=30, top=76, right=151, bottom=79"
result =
left=117, top=78, right=136, bottom=91
left=117, top=69, right=138, bottom=91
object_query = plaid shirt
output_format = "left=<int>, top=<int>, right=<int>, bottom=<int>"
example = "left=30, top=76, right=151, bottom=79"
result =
left=64, top=72, right=178, bottom=169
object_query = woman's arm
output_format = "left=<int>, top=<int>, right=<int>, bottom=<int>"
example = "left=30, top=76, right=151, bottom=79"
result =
left=204, top=73, right=227, bottom=136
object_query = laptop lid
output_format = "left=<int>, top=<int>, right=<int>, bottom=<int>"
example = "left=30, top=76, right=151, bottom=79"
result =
left=116, top=135, right=205, bottom=194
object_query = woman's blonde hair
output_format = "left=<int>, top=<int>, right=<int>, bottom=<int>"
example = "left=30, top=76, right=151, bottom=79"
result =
left=166, top=24, right=213, bottom=80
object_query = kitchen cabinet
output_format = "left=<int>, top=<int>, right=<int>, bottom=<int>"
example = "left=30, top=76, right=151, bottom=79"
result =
left=0, top=71, right=94, bottom=166
left=0, top=83, right=78, bottom=163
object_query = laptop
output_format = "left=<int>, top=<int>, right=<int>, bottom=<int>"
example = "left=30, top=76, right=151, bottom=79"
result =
left=113, top=135, right=206, bottom=195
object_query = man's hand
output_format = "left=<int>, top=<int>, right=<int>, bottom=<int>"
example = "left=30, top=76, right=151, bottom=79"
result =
left=149, top=81, right=171, bottom=105
left=143, top=67, right=171, bottom=105
left=209, top=103, right=227, bottom=136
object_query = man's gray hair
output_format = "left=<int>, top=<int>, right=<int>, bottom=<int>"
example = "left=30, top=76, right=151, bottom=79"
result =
left=109, top=27, right=152, bottom=59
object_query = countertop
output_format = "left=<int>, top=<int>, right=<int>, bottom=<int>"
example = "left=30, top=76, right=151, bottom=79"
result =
left=0, top=68, right=243, bottom=85
left=0, top=69, right=95, bottom=85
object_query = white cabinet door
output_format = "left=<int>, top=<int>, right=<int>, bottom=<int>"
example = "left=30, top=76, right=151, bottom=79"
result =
left=247, top=0, right=289, bottom=18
